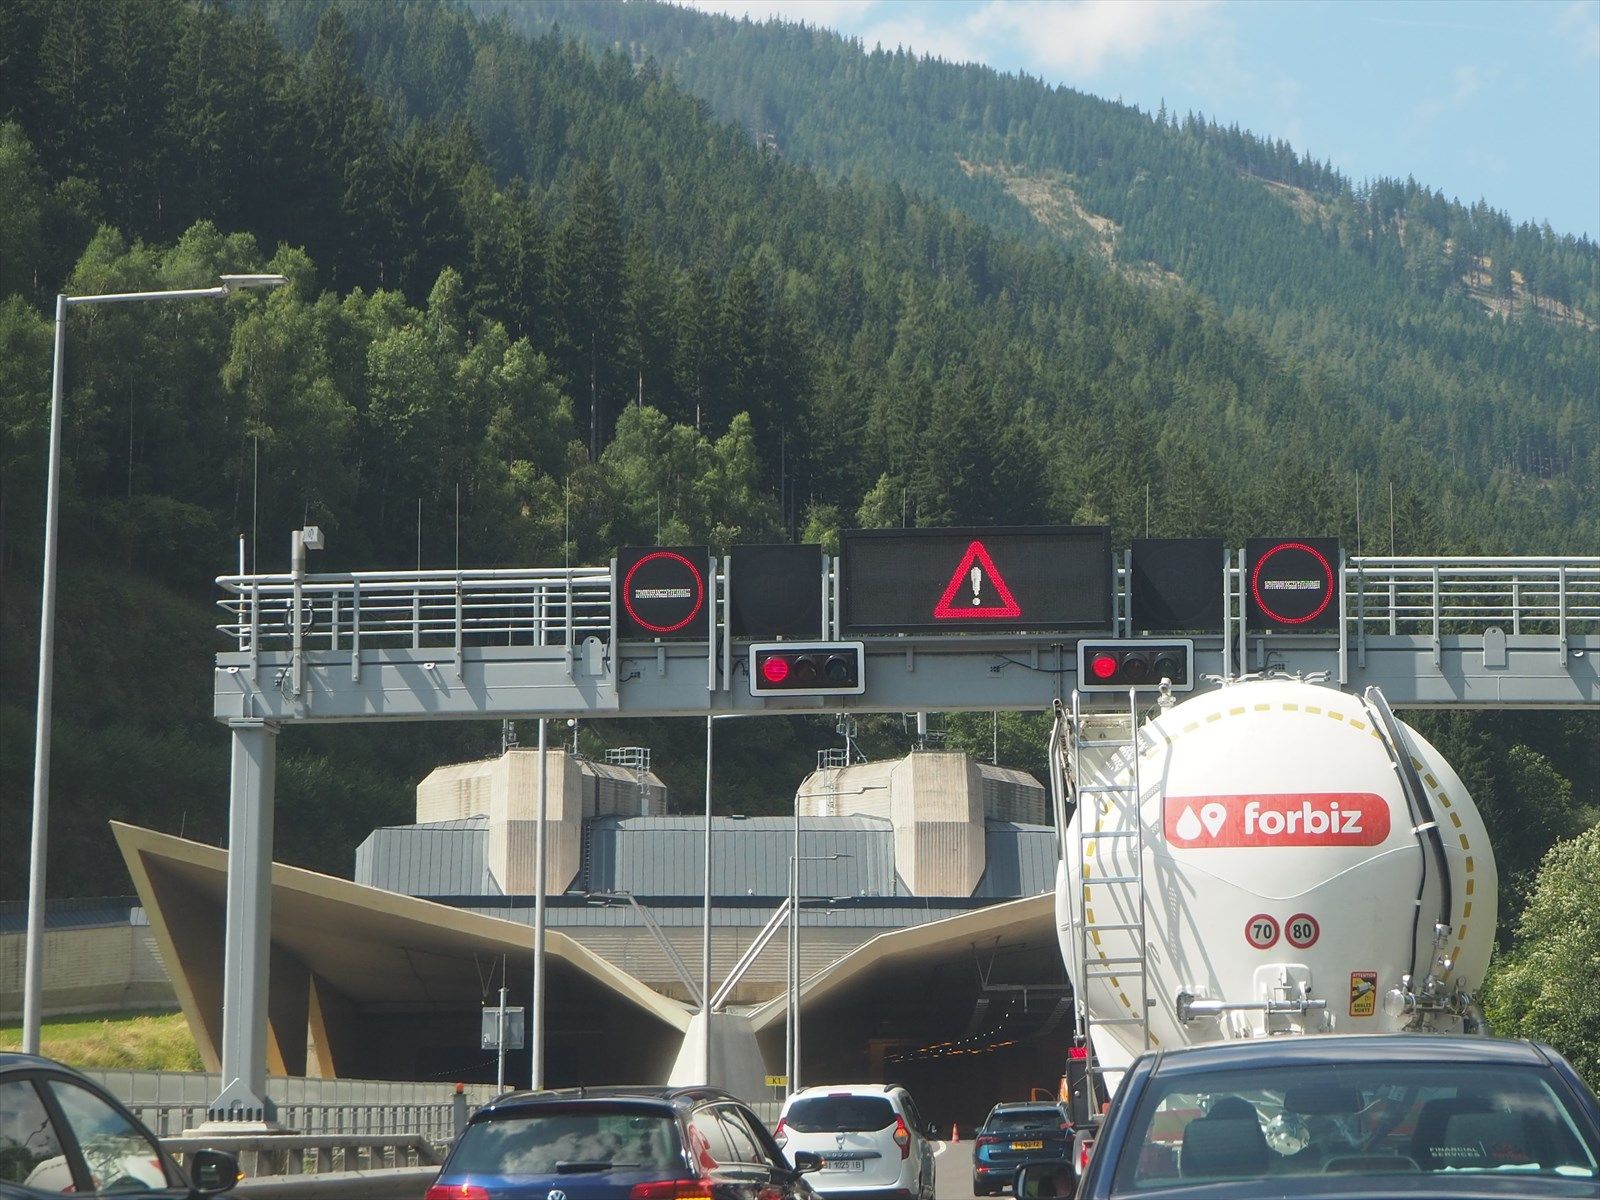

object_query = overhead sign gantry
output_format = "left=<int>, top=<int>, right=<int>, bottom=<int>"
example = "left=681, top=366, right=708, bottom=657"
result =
left=202, top=529, right=1599, bottom=1125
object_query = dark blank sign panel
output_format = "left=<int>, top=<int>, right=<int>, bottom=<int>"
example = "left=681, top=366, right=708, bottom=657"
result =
left=1131, top=537, right=1226, bottom=632
left=840, top=526, right=1111, bottom=633
left=1245, top=537, right=1342, bottom=632
left=616, top=546, right=709, bottom=640
left=729, top=544, right=824, bottom=639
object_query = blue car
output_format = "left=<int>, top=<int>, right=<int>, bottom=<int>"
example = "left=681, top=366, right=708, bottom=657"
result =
left=971, top=1102, right=1075, bottom=1195
left=426, top=1085, right=822, bottom=1200
left=1074, top=1034, right=1600, bottom=1198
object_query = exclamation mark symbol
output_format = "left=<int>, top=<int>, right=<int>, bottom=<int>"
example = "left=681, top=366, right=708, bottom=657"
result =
left=970, top=565, right=982, bottom=605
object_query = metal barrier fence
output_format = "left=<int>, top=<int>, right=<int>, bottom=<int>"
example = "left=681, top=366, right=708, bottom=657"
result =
left=83, top=1068, right=499, bottom=1142
left=216, top=558, right=1600, bottom=652
left=215, top=566, right=613, bottom=652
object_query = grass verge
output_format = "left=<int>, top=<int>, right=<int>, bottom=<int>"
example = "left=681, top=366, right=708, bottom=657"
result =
left=0, top=1009, right=201, bottom=1070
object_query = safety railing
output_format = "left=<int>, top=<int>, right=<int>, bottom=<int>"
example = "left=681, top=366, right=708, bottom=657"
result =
left=216, top=567, right=613, bottom=652
left=164, top=1131, right=442, bottom=1176
left=217, top=557, right=1600, bottom=654
left=134, top=1100, right=460, bottom=1143
left=1347, top=557, right=1600, bottom=637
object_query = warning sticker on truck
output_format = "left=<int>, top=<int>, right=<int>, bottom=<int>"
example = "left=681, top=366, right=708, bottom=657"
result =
left=1349, top=971, right=1378, bottom=1017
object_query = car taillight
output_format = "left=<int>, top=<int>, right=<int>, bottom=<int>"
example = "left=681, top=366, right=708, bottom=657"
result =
left=631, top=1179, right=714, bottom=1200
left=426, top=1185, right=489, bottom=1200
left=893, top=1114, right=910, bottom=1159
left=975, top=1135, right=999, bottom=1148
left=1078, top=1138, right=1095, bottom=1172
left=773, top=1117, right=787, bottom=1148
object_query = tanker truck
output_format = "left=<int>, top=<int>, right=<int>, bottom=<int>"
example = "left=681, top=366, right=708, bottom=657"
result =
left=1050, top=676, right=1498, bottom=1110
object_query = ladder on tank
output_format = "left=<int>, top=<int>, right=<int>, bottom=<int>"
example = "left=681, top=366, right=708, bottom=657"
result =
left=1053, top=691, right=1152, bottom=1117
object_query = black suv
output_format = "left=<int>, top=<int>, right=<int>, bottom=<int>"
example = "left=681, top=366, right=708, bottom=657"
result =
left=1, top=1052, right=237, bottom=1197
left=426, top=1085, right=822, bottom=1200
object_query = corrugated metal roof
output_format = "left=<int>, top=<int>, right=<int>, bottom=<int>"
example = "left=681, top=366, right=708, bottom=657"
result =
left=585, top=816, right=904, bottom=899
left=349, top=815, right=1056, bottom=903
left=974, top=822, right=1057, bottom=898
left=354, top=816, right=496, bottom=896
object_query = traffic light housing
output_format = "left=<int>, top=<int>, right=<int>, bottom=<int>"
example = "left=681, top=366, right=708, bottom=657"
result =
left=1077, top=639, right=1194, bottom=692
left=748, top=642, right=865, bottom=697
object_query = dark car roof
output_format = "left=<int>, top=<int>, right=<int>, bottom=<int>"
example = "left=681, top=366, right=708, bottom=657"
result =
left=1142, top=1034, right=1551, bottom=1076
left=477, top=1084, right=741, bottom=1116
left=0, top=1052, right=91, bottom=1076
left=989, top=1102, right=1064, bottom=1112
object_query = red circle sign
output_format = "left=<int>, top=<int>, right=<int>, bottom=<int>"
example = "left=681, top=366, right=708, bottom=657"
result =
left=1286, top=913, right=1320, bottom=949
left=622, top=550, right=705, bottom=634
left=1245, top=914, right=1280, bottom=949
left=1250, top=541, right=1335, bottom=626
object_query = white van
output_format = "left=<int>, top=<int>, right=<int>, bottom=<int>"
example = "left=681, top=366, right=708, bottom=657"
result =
left=774, top=1084, right=938, bottom=1200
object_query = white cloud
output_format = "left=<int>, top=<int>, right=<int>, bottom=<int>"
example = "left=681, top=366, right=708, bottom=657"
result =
left=1553, top=0, right=1600, bottom=58
left=854, top=10, right=990, bottom=64
left=968, top=0, right=1222, bottom=79
left=674, top=0, right=878, bottom=27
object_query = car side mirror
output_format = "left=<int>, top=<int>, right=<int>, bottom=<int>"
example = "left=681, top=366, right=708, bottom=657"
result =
left=791, top=1150, right=823, bottom=1174
left=1014, top=1160, right=1076, bottom=1199
left=188, top=1148, right=239, bottom=1195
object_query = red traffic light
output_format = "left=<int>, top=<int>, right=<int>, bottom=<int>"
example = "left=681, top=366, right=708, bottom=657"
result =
left=1088, top=652, right=1119, bottom=681
left=1076, top=640, right=1194, bottom=692
left=749, top=642, right=866, bottom=697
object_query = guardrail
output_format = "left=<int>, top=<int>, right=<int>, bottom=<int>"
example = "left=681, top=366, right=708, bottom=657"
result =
left=136, top=1100, right=460, bottom=1142
left=166, top=1132, right=440, bottom=1176
left=1348, top=557, right=1600, bottom=637
left=216, top=557, right=1600, bottom=653
left=216, top=566, right=613, bottom=652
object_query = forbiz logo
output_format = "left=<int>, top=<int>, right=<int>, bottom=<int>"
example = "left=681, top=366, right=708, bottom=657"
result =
left=1165, top=793, right=1390, bottom=848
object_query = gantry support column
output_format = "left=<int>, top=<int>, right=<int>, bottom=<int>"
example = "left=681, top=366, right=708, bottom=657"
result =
left=206, top=718, right=280, bottom=1126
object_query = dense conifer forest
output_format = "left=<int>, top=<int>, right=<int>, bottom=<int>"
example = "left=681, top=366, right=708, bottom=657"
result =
left=0, top=0, right=1594, bottom=972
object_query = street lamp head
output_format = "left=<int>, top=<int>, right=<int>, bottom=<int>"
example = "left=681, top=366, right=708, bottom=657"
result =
left=219, top=274, right=289, bottom=293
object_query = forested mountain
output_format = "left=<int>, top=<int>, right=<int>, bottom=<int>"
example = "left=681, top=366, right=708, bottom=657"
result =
left=0, top=0, right=1593, bottom=927
left=489, top=0, right=1600, bottom=498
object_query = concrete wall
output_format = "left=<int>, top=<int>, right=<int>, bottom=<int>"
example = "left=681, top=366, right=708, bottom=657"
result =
left=796, top=751, right=1046, bottom=897
left=0, top=925, right=175, bottom=1019
left=892, top=752, right=986, bottom=896
left=415, top=750, right=666, bottom=895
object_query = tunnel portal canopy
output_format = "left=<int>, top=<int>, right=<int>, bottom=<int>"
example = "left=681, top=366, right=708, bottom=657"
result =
left=116, top=822, right=1068, bottom=1122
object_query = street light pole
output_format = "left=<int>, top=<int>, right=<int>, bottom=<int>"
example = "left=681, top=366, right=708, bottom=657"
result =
left=787, top=852, right=849, bottom=1097
left=21, top=274, right=286, bottom=1055
left=702, top=713, right=714, bottom=1084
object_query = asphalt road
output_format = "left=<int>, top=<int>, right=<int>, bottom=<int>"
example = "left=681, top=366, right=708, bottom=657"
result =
left=935, top=1138, right=981, bottom=1200
left=346, top=1142, right=985, bottom=1200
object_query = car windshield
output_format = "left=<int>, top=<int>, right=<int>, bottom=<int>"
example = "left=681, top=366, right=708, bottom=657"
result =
left=988, top=1109, right=1064, bottom=1133
left=1113, top=1061, right=1598, bottom=1192
left=784, top=1096, right=896, bottom=1133
left=450, top=1106, right=682, bottom=1176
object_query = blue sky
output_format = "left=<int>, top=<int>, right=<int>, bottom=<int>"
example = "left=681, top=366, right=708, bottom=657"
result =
left=682, top=0, right=1600, bottom=241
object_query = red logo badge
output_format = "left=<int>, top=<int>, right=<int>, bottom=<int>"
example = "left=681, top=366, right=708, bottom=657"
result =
left=1164, top=793, right=1390, bottom=848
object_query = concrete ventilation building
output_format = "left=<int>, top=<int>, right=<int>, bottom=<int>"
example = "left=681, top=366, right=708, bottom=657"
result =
left=117, top=747, right=1069, bottom=1128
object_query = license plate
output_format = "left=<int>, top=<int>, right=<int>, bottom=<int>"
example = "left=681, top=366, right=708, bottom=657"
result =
left=822, top=1159, right=865, bottom=1172
left=1011, top=1141, right=1044, bottom=1151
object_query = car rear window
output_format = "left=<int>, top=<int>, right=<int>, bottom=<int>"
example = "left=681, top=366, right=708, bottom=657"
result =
left=784, top=1095, right=896, bottom=1133
left=450, top=1106, right=683, bottom=1176
left=1112, top=1061, right=1599, bottom=1192
left=989, top=1109, right=1065, bottom=1133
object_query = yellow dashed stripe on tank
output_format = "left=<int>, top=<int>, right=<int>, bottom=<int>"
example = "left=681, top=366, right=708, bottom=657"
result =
left=1411, top=754, right=1475, bottom=973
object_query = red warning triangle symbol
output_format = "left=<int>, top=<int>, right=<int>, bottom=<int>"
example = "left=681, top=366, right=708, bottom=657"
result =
left=933, top=540, right=1022, bottom=620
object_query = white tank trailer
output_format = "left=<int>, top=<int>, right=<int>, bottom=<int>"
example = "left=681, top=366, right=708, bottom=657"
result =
left=1052, top=678, right=1497, bottom=1084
